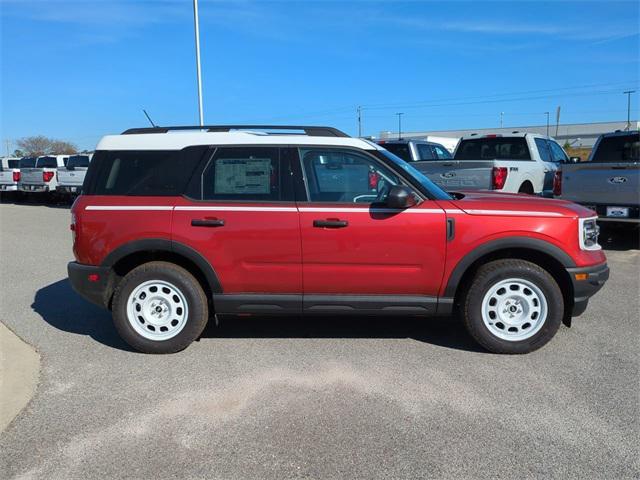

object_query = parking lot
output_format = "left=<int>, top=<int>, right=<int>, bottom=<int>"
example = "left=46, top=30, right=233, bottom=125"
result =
left=0, top=201, right=638, bottom=479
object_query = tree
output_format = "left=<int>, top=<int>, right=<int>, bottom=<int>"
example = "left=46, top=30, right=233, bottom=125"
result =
left=16, top=135, right=77, bottom=156
left=12, top=149, right=24, bottom=158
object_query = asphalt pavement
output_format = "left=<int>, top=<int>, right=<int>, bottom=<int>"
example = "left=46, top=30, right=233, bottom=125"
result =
left=0, top=202, right=638, bottom=479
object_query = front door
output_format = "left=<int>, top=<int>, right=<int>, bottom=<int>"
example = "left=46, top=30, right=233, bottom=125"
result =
left=172, top=146, right=302, bottom=313
left=294, top=147, right=447, bottom=313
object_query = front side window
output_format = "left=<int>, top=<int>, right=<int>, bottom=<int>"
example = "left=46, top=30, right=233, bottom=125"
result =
left=535, top=138, right=552, bottom=162
left=199, top=147, right=287, bottom=201
left=432, top=145, right=452, bottom=160
left=548, top=141, right=568, bottom=163
left=455, top=137, right=531, bottom=161
left=416, top=144, right=435, bottom=160
left=300, top=148, right=400, bottom=203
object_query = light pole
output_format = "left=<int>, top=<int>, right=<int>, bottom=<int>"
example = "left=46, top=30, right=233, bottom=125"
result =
left=357, top=106, right=362, bottom=137
left=544, top=112, right=550, bottom=136
left=396, top=112, right=404, bottom=140
left=500, top=112, right=504, bottom=128
left=193, top=0, right=204, bottom=127
left=623, top=90, right=635, bottom=131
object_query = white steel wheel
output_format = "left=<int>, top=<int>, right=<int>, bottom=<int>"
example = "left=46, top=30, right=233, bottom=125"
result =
left=126, top=279, right=189, bottom=341
left=480, top=277, right=548, bottom=342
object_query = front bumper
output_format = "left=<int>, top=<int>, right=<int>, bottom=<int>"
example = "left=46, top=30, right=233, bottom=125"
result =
left=68, top=262, right=112, bottom=309
left=567, top=262, right=609, bottom=316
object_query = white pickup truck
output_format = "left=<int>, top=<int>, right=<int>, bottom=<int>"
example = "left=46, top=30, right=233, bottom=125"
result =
left=57, top=154, right=92, bottom=196
left=415, top=133, right=569, bottom=195
left=19, top=155, right=68, bottom=194
left=0, top=157, right=21, bottom=193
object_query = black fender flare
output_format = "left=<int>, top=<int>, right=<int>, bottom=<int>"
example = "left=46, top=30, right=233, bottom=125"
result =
left=101, top=238, right=223, bottom=294
left=443, top=236, right=575, bottom=298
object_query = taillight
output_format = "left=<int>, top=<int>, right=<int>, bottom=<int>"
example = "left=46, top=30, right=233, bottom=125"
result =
left=13, top=171, right=20, bottom=182
left=553, top=170, right=562, bottom=196
left=368, top=171, right=379, bottom=190
left=492, top=167, right=508, bottom=190
left=70, top=212, right=77, bottom=243
left=43, top=171, right=54, bottom=182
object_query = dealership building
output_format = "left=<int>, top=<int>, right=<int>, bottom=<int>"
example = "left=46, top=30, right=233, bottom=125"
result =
left=379, top=120, right=639, bottom=148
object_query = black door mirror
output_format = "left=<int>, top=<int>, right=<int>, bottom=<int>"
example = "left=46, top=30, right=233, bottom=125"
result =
left=569, top=156, right=581, bottom=163
left=386, top=185, right=417, bottom=209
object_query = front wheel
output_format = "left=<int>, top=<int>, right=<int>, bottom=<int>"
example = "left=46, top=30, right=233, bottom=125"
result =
left=461, top=259, right=563, bottom=354
left=112, top=261, right=209, bottom=353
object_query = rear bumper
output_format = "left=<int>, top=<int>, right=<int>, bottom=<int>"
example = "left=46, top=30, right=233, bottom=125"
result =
left=577, top=203, right=640, bottom=224
left=68, top=262, right=112, bottom=309
left=58, top=185, right=81, bottom=194
left=0, top=184, right=18, bottom=191
left=20, top=184, right=51, bottom=192
left=567, top=262, right=609, bottom=316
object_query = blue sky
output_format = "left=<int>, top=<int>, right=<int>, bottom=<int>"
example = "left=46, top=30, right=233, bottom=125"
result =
left=1, top=0, right=638, bottom=151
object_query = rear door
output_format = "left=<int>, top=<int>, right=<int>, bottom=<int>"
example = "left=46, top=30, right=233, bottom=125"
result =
left=294, top=146, right=446, bottom=313
left=172, top=146, right=302, bottom=313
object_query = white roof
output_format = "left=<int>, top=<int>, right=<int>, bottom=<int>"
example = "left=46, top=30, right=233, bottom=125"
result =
left=459, top=132, right=550, bottom=140
left=96, top=131, right=381, bottom=151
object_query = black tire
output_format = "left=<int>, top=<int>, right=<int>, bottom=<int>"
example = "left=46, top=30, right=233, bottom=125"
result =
left=461, top=259, right=563, bottom=354
left=518, top=182, right=534, bottom=194
left=112, top=261, right=209, bottom=354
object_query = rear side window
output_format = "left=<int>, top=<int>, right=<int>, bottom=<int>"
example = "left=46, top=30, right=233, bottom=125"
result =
left=381, top=143, right=412, bottom=161
left=20, top=157, right=36, bottom=168
left=191, top=147, right=291, bottom=202
left=67, top=155, right=90, bottom=168
left=84, top=147, right=205, bottom=196
left=591, top=134, right=640, bottom=163
left=534, top=138, right=552, bottom=162
left=36, top=156, right=58, bottom=168
left=455, top=137, right=531, bottom=161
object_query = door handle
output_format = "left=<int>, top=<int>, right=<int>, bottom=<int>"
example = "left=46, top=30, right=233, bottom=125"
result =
left=313, top=219, right=348, bottom=228
left=191, top=218, right=225, bottom=227
left=442, top=162, right=454, bottom=166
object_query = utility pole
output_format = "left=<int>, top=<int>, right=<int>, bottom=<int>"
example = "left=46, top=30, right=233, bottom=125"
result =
left=500, top=112, right=504, bottom=128
left=544, top=112, right=550, bottom=136
left=396, top=112, right=404, bottom=140
left=623, top=90, right=635, bottom=131
left=5, top=139, right=10, bottom=156
left=193, top=0, right=204, bottom=127
left=357, top=106, right=362, bottom=137
left=555, top=106, right=561, bottom=137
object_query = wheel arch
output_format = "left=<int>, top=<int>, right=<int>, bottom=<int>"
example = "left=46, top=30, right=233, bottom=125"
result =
left=517, top=180, right=534, bottom=194
left=101, top=239, right=222, bottom=308
left=445, top=237, right=575, bottom=324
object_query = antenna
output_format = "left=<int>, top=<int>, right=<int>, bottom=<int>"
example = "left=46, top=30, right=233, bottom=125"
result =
left=143, top=109, right=157, bottom=128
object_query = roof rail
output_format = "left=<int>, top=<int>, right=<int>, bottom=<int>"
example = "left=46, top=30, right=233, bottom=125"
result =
left=121, top=125, right=350, bottom=137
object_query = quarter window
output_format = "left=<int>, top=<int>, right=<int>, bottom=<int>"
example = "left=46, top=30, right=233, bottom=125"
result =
left=299, top=148, right=400, bottom=203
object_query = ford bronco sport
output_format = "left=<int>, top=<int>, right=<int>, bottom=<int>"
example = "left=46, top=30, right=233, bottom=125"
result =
left=68, top=125, right=609, bottom=354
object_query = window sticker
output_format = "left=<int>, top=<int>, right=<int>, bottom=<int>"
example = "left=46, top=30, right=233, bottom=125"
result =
left=214, top=158, right=272, bottom=194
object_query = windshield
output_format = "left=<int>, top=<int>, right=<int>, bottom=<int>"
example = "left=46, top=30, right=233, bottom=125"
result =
left=36, top=156, right=58, bottom=168
left=67, top=155, right=90, bottom=168
left=455, top=137, right=531, bottom=160
left=20, top=157, right=36, bottom=168
left=375, top=149, right=452, bottom=200
left=591, top=133, right=639, bottom=163
left=380, top=143, right=412, bottom=161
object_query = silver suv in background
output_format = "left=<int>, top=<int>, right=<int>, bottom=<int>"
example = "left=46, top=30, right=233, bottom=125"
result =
left=19, top=155, right=68, bottom=194
left=560, top=130, right=639, bottom=224
left=57, top=154, right=92, bottom=196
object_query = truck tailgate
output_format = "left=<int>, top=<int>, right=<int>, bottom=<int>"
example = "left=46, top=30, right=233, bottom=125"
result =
left=562, top=163, right=639, bottom=205
left=0, top=171, right=15, bottom=184
left=57, top=168, right=86, bottom=187
left=20, top=168, right=43, bottom=185
left=415, top=160, right=494, bottom=190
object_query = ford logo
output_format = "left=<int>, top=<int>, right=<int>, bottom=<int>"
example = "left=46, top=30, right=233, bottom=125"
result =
left=441, top=172, right=456, bottom=179
left=608, top=176, right=627, bottom=184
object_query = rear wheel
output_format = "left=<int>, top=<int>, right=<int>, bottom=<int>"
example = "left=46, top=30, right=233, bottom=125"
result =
left=112, top=261, right=209, bottom=353
left=461, top=259, right=563, bottom=354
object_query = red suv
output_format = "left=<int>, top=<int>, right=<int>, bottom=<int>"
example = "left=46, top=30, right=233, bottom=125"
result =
left=68, top=125, right=609, bottom=354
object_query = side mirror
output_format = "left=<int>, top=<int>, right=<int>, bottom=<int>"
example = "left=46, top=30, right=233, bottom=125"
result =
left=386, top=185, right=418, bottom=209
left=569, top=156, right=581, bottom=163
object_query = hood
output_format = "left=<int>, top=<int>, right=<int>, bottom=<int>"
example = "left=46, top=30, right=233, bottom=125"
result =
left=449, top=190, right=596, bottom=218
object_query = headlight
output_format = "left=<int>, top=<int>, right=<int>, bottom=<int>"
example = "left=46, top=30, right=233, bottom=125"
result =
left=579, top=217, right=601, bottom=251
